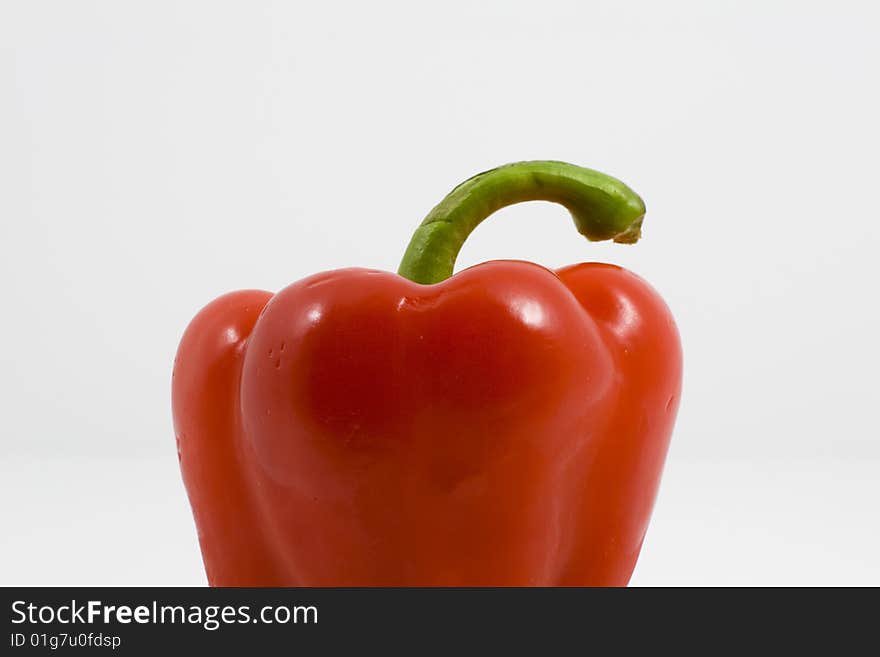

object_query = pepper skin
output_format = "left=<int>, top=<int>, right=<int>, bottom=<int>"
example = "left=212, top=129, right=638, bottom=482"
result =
left=172, top=161, right=682, bottom=586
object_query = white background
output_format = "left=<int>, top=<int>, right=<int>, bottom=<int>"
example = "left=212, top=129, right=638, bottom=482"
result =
left=2, top=1, right=878, bottom=585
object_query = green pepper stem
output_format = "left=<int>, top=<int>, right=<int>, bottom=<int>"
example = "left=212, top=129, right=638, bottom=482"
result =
left=397, top=160, right=646, bottom=284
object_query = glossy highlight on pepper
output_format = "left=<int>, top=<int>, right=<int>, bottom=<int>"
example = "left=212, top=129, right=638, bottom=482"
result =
left=172, top=161, right=682, bottom=586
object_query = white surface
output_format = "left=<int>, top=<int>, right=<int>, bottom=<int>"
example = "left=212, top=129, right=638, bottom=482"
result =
left=3, top=454, right=876, bottom=586
left=2, top=1, right=879, bottom=585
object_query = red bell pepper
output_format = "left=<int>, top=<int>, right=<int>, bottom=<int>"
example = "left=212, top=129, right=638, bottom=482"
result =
left=172, top=161, right=682, bottom=586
